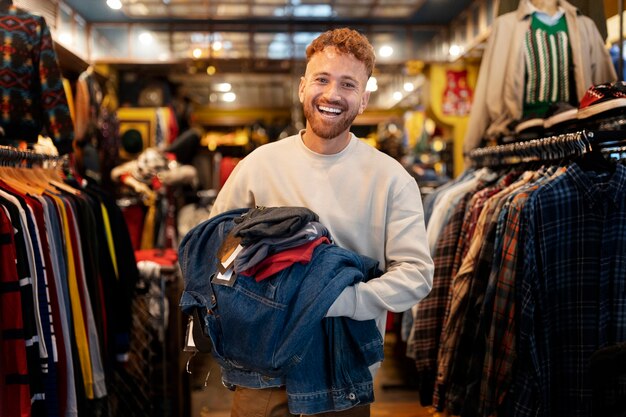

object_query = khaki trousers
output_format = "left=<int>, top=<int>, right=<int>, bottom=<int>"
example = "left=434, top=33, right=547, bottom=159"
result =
left=231, top=386, right=371, bottom=417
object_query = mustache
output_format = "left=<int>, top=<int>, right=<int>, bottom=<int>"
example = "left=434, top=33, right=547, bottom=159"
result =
left=315, top=99, right=346, bottom=110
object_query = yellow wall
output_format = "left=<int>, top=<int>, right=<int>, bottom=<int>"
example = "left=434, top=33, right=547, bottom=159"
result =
left=427, top=61, right=480, bottom=177
left=605, top=0, right=619, bottom=18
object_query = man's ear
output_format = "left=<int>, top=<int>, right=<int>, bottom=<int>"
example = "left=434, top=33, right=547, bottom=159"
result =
left=298, top=76, right=305, bottom=103
left=358, top=90, right=370, bottom=114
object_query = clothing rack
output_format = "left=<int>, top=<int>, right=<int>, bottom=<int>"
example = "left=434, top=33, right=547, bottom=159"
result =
left=0, top=144, right=64, bottom=166
left=468, top=129, right=626, bottom=167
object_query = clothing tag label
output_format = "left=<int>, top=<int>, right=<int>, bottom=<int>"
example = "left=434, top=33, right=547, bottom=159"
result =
left=217, top=233, right=242, bottom=263
left=217, top=232, right=243, bottom=273
left=212, top=267, right=238, bottom=287
left=218, top=244, right=244, bottom=273
left=184, top=317, right=198, bottom=352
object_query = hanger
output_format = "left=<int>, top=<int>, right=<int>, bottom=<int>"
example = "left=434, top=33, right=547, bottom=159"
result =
left=572, top=131, right=617, bottom=173
left=0, top=145, right=81, bottom=195
left=0, top=165, right=46, bottom=195
left=0, top=147, right=45, bottom=194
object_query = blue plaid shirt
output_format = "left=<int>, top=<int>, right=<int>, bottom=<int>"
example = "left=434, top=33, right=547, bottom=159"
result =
left=511, top=162, right=626, bottom=417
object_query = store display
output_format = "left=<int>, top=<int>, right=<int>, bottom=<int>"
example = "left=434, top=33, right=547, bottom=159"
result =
left=463, top=0, right=617, bottom=153
left=2, top=0, right=625, bottom=416
left=413, top=128, right=626, bottom=417
left=0, top=147, right=138, bottom=417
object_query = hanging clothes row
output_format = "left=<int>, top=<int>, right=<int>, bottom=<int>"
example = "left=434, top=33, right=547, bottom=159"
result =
left=0, top=146, right=139, bottom=417
left=408, top=130, right=626, bottom=417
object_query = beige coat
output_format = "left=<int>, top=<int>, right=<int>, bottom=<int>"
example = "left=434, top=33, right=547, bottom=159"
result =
left=463, top=0, right=617, bottom=154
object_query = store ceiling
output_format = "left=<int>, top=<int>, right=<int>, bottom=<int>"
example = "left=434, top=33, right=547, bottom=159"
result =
left=63, top=0, right=472, bottom=26
left=59, top=0, right=475, bottom=112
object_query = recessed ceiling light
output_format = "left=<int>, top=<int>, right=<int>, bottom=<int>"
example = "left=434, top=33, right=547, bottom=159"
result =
left=138, top=32, right=153, bottom=45
left=106, top=0, right=122, bottom=10
left=379, top=45, right=393, bottom=58
left=449, top=44, right=463, bottom=57
left=215, top=83, right=231, bottom=92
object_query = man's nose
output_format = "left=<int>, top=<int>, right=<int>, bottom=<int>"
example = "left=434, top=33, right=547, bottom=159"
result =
left=322, top=82, right=341, bottom=101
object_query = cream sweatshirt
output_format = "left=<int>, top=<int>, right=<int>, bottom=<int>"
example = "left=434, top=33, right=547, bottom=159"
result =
left=210, top=132, right=434, bottom=349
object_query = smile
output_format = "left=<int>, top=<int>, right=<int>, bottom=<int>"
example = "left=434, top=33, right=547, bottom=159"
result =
left=318, top=105, right=343, bottom=115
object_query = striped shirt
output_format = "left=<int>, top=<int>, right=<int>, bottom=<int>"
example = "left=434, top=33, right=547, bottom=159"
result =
left=0, top=207, right=31, bottom=417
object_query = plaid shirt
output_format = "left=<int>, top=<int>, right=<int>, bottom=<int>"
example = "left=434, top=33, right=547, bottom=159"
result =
left=434, top=173, right=520, bottom=411
left=444, top=171, right=537, bottom=415
left=412, top=191, right=472, bottom=405
left=475, top=168, right=562, bottom=417
left=510, top=163, right=626, bottom=417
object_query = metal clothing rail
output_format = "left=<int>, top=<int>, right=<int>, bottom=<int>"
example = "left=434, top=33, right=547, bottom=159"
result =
left=0, top=145, right=65, bottom=166
left=468, top=130, right=626, bottom=167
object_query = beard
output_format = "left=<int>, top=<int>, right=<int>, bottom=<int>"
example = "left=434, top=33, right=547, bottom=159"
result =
left=302, top=98, right=360, bottom=140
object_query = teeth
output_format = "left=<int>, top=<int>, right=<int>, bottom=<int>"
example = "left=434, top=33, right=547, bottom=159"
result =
left=318, top=105, right=341, bottom=114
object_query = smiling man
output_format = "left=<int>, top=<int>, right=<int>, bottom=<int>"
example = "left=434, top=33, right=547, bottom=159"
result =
left=209, top=27, right=434, bottom=417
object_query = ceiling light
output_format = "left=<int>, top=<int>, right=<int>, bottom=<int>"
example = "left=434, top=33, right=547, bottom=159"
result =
left=106, top=0, right=122, bottom=10
left=138, top=31, right=153, bottom=45
left=212, top=41, right=223, bottom=51
left=379, top=45, right=393, bottom=58
left=223, top=92, right=236, bottom=102
left=215, top=83, right=231, bottom=92
left=366, top=77, right=378, bottom=92
left=449, top=44, right=463, bottom=57
left=192, top=48, right=202, bottom=58
left=292, top=4, right=332, bottom=17
left=403, top=82, right=415, bottom=92
left=393, top=91, right=403, bottom=101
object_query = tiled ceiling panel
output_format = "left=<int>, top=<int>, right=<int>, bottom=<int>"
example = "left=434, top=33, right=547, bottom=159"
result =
left=63, top=0, right=475, bottom=27
left=108, top=0, right=428, bottom=20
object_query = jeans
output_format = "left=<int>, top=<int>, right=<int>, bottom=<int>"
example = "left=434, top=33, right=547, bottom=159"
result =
left=231, top=386, right=371, bottom=417
left=179, top=208, right=384, bottom=414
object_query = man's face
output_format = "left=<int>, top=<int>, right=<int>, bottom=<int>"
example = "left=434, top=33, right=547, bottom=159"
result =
left=298, top=46, right=370, bottom=141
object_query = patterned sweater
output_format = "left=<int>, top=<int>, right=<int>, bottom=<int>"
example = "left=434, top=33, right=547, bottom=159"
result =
left=523, top=14, right=575, bottom=117
left=0, top=6, right=74, bottom=154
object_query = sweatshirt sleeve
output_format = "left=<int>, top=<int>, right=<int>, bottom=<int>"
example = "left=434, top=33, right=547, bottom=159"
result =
left=326, top=177, right=434, bottom=320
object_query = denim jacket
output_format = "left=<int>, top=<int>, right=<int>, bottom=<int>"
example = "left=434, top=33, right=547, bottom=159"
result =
left=179, top=208, right=384, bottom=414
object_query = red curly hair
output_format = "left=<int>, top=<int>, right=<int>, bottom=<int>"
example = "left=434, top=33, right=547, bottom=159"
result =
left=306, top=28, right=376, bottom=78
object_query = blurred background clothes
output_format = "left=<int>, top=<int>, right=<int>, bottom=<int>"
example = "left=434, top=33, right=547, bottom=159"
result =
left=0, top=1, right=74, bottom=154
